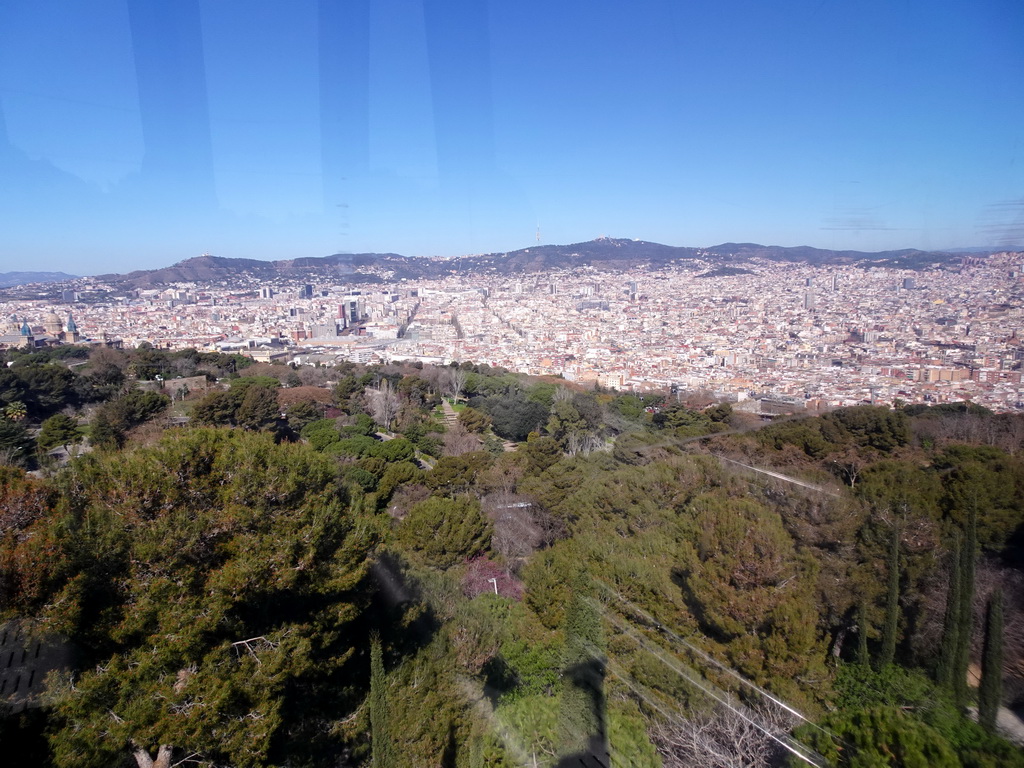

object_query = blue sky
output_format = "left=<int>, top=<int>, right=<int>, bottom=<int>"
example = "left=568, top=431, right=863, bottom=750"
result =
left=1, top=0, right=1022, bottom=275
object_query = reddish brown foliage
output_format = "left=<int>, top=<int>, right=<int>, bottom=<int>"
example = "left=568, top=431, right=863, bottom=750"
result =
left=462, top=556, right=523, bottom=600
left=276, top=386, right=333, bottom=407
left=0, top=468, right=53, bottom=534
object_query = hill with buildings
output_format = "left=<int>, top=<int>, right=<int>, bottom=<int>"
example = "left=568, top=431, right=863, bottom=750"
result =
left=699, top=242, right=957, bottom=266
left=96, top=251, right=435, bottom=287
left=86, top=238, right=984, bottom=288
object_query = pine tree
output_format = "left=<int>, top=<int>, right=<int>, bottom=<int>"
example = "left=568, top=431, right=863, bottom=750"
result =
left=370, top=634, right=393, bottom=768
left=879, top=526, right=900, bottom=669
left=978, top=588, right=1004, bottom=733
left=39, top=430, right=376, bottom=767
left=954, top=508, right=978, bottom=710
left=936, top=533, right=962, bottom=689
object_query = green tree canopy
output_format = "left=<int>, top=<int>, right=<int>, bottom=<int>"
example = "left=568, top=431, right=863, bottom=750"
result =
left=458, top=406, right=492, bottom=434
left=3, top=429, right=376, bottom=768
left=793, top=706, right=961, bottom=768
left=396, top=495, right=491, bottom=569
left=470, top=393, right=548, bottom=442
left=676, top=492, right=827, bottom=702
left=0, top=419, right=35, bottom=467
left=37, top=414, right=83, bottom=453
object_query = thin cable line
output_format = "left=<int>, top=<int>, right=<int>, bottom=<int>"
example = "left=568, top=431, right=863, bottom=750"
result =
left=594, top=579, right=845, bottom=750
left=595, top=579, right=815, bottom=725
left=594, top=616, right=827, bottom=768
left=602, top=654, right=818, bottom=768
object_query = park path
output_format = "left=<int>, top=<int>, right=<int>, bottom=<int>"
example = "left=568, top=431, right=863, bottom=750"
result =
left=441, top=399, right=459, bottom=428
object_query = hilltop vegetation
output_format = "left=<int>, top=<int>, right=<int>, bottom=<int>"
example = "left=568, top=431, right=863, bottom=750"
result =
left=1, top=345, right=1023, bottom=766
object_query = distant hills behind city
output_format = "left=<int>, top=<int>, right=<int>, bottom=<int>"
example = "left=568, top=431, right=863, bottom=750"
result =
left=3, top=238, right=1021, bottom=290
left=0, top=271, right=78, bottom=288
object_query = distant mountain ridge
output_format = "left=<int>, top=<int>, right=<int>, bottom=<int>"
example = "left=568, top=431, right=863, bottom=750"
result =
left=85, top=238, right=1009, bottom=288
left=0, top=271, right=77, bottom=288
left=97, top=252, right=419, bottom=287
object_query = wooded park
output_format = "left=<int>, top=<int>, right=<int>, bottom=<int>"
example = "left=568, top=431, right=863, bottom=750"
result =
left=1, top=344, right=1023, bottom=767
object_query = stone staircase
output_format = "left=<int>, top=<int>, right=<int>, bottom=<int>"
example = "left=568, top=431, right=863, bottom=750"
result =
left=441, top=399, right=459, bottom=428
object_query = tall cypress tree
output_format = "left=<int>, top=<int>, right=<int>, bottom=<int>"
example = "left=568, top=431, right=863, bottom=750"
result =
left=370, top=634, right=393, bottom=768
left=954, top=508, right=978, bottom=710
left=936, top=533, right=962, bottom=689
left=879, top=525, right=900, bottom=669
left=978, top=588, right=1004, bottom=733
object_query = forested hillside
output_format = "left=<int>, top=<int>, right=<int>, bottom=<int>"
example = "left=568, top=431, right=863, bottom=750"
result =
left=1, top=345, right=1023, bottom=767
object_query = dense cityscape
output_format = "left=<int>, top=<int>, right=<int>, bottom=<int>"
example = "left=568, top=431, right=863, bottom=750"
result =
left=3, top=249, right=1024, bottom=412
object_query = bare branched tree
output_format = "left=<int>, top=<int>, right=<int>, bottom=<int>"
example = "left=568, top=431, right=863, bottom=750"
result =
left=566, top=431, right=605, bottom=457
left=653, top=703, right=798, bottom=768
left=443, top=423, right=482, bottom=456
left=480, top=454, right=525, bottom=495
left=366, top=379, right=400, bottom=431
left=914, top=557, right=1024, bottom=687
left=444, top=367, right=468, bottom=403
left=386, top=483, right=431, bottom=521
left=997, top=414, right=1024, bottom=457
left=829, top=446, right=870, bottom=487
left=483, top=493, right=542, bottom=568
left=553, top=385, right=573, bottom=404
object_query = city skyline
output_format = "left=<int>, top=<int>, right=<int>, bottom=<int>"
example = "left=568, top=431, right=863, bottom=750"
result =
left=1, top=0, right=1023, bottom=275
left=4, top=250, right=1023, bottom=413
